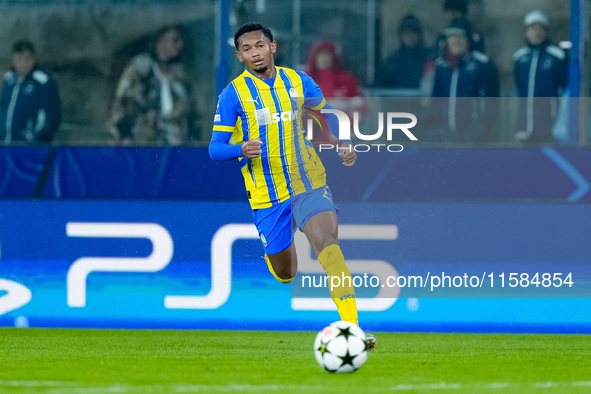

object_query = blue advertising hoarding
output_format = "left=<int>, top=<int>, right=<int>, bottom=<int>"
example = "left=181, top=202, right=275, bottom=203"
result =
left=0, top=200, right=589, bottom=333
left=2, top=146, right=590, bottom=202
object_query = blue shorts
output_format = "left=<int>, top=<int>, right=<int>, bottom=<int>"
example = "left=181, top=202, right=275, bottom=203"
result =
left=252, top=185, right=338, bottom=255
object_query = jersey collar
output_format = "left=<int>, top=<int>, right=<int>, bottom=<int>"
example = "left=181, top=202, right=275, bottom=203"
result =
left=243, top=67, right=278, bottom=87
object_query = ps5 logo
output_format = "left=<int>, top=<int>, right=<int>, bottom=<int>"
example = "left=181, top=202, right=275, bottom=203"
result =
left=0, top=279, right=32, bottom=316
left=1, top=222, right=399, bottom=315
left=66, top=222, right=232, bottom=310
left=0, top=239, right=33, bottom=316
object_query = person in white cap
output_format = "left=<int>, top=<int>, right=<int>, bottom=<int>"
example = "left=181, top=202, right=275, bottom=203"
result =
left=513, top=10, right=567, bottom=143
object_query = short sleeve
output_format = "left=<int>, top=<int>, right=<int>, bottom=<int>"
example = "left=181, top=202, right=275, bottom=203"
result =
left=297, top=71, right=327, bottom=111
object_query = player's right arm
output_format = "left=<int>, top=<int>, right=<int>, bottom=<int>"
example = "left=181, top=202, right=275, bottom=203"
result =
left=209, top=87, right=262, bottom=160
left=208, top=130, right=242, bottom=161
left=209, top=131, right=262, bottom=160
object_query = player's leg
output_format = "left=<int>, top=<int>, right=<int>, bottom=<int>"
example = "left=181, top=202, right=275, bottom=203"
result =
left=253, top=199, right=297, bottom=283
left=294, top=186, right=377, bottom=350
left=302, top=210, right=338, bottom=256
left=302, top=210, right=358, bottom=326
left=293, top=186, right=358, bottom=325
left=303, top=210, right=377, bottom=351
left=266, top=245, right=297, bottom=283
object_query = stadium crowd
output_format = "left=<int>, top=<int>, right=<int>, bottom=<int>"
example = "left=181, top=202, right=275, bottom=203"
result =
left=0, top=0, right=570, bottom=146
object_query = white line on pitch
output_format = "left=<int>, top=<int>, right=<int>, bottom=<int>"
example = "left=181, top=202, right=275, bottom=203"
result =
left=0, top=380, right=78, bottom=387
left=4, top=380, right=591, bottom=393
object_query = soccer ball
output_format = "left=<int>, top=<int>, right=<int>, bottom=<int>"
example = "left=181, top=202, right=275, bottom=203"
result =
left=313, top=320, right=369, bottom=373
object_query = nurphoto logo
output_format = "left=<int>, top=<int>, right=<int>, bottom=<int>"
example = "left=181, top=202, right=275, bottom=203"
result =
left=307, top=108, right=418, bottom=153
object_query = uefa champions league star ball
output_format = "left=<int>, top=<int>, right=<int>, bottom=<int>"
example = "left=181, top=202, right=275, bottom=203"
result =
left=313, top=321, right=369, bottom=373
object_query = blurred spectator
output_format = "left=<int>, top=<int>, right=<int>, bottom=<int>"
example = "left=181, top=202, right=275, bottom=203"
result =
left=513, top=10, right=567, bottom=143
left=431, top=18, right=499, bottom=142
left=109, top=25, right=197, bottom=145
left=0, top=40, right=61, bottom=144
left=377, top=15, right=432, bottom=90
left=305, top=41, right=365, bottom=144
left=436, top=0, right=485, bottom=55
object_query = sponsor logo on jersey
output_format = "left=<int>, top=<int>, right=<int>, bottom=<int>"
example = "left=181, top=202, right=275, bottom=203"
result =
left=255, top=108, right=299, bottom=126
left=247, top=97, right=260, bottom=106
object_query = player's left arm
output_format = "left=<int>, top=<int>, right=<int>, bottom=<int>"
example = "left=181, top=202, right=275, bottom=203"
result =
left=299, top=71, right=357, bottom=166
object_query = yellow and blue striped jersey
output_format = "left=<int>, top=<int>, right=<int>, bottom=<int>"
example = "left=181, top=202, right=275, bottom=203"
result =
left=213, top=67, right=329, bottom=209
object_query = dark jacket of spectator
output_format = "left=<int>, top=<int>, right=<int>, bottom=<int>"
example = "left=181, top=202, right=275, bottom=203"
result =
left=432, top=52, right=498, bottom=98
left=514, top=40, right=566, bottom=97
left=431, top=19, right=499, bottom=142
left=0, top=66, right=61, bottom=143
left=377, top=15, right=432, bottom=89
left=513, top=39, right=567, bottom=142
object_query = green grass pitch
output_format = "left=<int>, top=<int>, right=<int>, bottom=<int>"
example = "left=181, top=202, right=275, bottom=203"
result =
left=0, top=328, right=590, bottom=393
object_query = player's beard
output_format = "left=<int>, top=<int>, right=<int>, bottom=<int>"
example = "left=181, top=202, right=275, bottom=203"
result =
left=255, top=65, right=268, bottom=73
left=252, top=60, right=268, bottom=74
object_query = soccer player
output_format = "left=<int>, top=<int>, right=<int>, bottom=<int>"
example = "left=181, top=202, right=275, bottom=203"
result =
left=209, top=23, right=375, bottom=350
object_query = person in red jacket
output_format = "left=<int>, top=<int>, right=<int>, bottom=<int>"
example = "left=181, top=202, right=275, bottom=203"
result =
left=305, top=41, right=366, bottom=144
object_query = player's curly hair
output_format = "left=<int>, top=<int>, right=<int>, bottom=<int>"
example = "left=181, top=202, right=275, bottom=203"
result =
left=234, top=23, right=274, bottom=49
